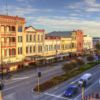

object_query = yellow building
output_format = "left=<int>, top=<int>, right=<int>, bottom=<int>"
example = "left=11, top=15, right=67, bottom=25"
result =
left=47, top=31, right=77, bottom=55
left=24, top=26, right=45, bottom=65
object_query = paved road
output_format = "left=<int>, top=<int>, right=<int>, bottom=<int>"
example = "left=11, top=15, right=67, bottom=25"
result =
left=30, top=64, right=100, bottom=100
left=3, top=59, right=100, bottom=100
left=3, top=61, right=66, bottom=100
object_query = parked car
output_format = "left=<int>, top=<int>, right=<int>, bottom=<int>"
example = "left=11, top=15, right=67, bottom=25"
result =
left=63, top=85, right=78, bottom=97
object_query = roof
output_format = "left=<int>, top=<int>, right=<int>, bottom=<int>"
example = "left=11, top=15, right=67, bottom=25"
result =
left=81, top=73, right=92, bottom=80
left=47, top=31, right=73, bottom=38
left=0, top=15, right=25, bottom=21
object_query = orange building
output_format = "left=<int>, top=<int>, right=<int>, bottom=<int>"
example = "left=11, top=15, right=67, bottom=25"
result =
left=76, top=30, right=84, bottom=53
left=0, top=15, right=25, bottom=71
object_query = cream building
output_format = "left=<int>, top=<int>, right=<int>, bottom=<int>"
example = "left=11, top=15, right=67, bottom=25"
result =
left=83, top=35, right=93, bottom=50
left=44, top=36, right=61, bottom=57
left=25, top=26, right=45, bottom=60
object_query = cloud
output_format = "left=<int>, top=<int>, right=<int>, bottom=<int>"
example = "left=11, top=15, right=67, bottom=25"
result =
left=29, top=16, right=100, bottom=36
left=67, top=0, right=100, bottom=12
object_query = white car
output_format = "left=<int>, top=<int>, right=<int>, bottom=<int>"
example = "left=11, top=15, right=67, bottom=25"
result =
left=78, top=73, right=92, bottom=87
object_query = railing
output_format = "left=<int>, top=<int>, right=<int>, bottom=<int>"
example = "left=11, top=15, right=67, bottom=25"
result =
left=1, top=31, right=16, bottom=36
left=1, top=42, right=16, bottom=47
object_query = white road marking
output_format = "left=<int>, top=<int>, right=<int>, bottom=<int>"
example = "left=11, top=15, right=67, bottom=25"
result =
left=3, top=93, right=16, bottom=100
left=44, top=92, right=72, bottom=100
left=11, top=76, right=29, bottom=81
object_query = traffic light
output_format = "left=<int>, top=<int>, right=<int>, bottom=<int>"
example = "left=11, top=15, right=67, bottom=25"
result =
left=82, top=80, right=86, bottom=88
left=38, top=72, right=41, bottom=78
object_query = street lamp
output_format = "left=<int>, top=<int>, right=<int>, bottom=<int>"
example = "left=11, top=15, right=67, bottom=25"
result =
left=0, top=40, right=3, bottom=100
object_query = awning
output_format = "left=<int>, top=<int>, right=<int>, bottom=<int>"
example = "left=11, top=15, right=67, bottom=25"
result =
left=45, top=57, right=55, bottom=60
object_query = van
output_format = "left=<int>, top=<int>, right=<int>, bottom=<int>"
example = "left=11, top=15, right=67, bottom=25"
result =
left=78, top=73, right=92, bottom=87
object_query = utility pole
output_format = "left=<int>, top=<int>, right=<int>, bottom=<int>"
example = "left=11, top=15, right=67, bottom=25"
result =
left=0, top=40, right=3, bottom=100
left=37, top=71, right=41, bottom=94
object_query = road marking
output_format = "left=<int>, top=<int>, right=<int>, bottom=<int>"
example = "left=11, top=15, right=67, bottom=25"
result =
left=53, top=70, right=100, bottom=97
left=3, top=93, right=16, bottom=100
left=44, top=92, right=72, bottom=100
left=74, top=79, right=99, bottom=100
left=11, top=76, right=29, bottom=81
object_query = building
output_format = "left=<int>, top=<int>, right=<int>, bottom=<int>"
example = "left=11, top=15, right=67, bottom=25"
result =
left=44, top=36, right=61, bottom=63
left=24, top=26, right=45, bottom=65
left=93, top=37, right=100, bottom=48
left=76, top=30, right=84, bottom=53
left=48, top=31, right=77, bottom=54
left=0, top=15, right=25, bottom=71
left=44, top=36, right=61, bottom=56
left=83, top=35, right=93, bottom=50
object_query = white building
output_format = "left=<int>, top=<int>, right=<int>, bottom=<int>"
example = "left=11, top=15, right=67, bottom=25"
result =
left=83, top=35, right=93, bottom=50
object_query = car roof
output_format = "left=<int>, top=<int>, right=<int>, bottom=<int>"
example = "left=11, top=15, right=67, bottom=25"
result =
left=81, top=73, right=92, bottom=80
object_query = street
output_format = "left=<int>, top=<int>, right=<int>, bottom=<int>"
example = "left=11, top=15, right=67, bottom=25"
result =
left=2, top=62, right=100, bottom=100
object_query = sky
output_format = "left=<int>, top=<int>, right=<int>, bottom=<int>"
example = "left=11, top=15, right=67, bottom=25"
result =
left=0, top=0, right=100, bottom=36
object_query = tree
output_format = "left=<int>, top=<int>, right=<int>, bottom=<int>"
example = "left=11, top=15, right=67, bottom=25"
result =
left=95, top=43, right=100, bottom=50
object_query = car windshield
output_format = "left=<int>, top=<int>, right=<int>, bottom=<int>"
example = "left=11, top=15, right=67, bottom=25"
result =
left=66, top=87, right=74, bottom=92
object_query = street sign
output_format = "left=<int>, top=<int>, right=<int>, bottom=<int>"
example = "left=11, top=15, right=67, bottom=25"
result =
left=38, top=72, right=41, bottom=78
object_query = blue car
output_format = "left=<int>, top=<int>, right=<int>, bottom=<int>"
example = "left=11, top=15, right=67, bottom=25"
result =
left=63, top=85, right=78, bottom=97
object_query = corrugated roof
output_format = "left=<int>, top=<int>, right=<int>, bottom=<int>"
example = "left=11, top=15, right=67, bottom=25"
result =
left=47, top=31, right=73, bottom=37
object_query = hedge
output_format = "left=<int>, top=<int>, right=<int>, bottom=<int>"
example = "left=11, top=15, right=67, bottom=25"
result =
left=34, top=62, right=99, bottom=92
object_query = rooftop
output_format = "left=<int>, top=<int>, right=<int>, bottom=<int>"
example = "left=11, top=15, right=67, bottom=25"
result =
left=48, top=31, right=73, bottom=37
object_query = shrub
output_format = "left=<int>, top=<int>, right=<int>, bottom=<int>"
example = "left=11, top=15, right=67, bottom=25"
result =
left=63, top=61, right=77, bottom=72
left=76, top=59, right=85, bottom=65
left=87, top=55, right=94, bottom=62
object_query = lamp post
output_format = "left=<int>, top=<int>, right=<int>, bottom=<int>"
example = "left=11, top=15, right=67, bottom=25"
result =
left=0, top=40, right=3, bottom=100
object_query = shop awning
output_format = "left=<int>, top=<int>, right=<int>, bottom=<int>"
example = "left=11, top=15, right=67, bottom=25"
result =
left=45, top=57, right=55, bottom=60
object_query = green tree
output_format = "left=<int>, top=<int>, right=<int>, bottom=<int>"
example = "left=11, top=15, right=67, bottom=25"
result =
left=95, top=43, right=100, bottom=50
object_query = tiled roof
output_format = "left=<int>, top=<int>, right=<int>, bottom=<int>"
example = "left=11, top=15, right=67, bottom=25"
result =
left=0, top=15, right=25, bottom=21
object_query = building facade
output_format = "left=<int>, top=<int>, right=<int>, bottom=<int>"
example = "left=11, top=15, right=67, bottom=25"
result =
left=44, top=36, right=61, bottom=57
left=93, top=37, right=100, bottom=48
left=83, top=35, right=93, bottom=50
left=76, top=30, right=84, bottom=53
left=0, top=15, right=25, bottom=71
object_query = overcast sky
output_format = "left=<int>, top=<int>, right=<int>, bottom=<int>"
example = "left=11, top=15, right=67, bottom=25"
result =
left=0, top=0, right=100, bottom=36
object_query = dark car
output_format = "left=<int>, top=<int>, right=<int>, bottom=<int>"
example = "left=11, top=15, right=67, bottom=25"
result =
left=63, top=85, right=78, bottom=97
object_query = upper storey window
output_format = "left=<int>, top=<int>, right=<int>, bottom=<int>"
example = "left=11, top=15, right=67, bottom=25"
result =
left=18, top=26, right=22, bottom=32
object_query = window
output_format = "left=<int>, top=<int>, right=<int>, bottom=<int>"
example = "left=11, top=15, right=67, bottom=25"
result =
left=30, top=35, right=32, bottom=42
left=18, top=47, right=22, bottom=54
left=30, top=46, right=32, bottom=53
left=18, top=36, right=22, bottom=42
left=12, top=37, right=16, bottom=42
left=38, top=45, right=42, bottom=53
left=18, top=26, right=22, bottom=32
left=33, top=46, right=36, bottom=53
left=33, top=35, right=36, bottom=42
left=12, top=49, right=16, bottom=55
left=38, top=35, right=40, bottom=41
left=26, top=35, right=28, bottom=42
left=26, top=46, right=28, bottom=53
